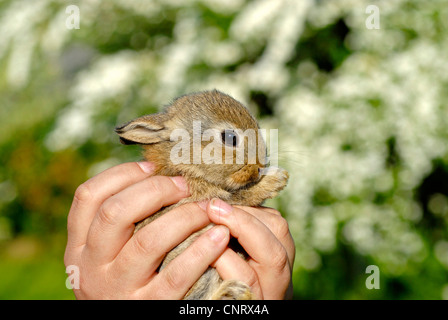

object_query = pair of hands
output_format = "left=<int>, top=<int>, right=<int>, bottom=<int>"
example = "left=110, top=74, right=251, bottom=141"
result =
left=64, top=161, right=295, bottom=299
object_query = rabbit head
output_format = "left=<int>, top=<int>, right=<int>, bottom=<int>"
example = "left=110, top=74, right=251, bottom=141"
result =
left=115, top=90, right=268, bottom=192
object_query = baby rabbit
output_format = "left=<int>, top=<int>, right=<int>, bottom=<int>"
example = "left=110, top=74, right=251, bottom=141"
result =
left=115, top=90, right=288, bottom=300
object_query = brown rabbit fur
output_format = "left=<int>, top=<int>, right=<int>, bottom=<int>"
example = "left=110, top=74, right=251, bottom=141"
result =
left=115, top=90, right=288, bottom=300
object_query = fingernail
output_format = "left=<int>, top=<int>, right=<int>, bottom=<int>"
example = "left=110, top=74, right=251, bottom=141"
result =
left=207, top=226, right=229, bottom=243
left=137, top=161, right=154, bottom=173
left=197, top=200, right=208, bottom=211
left=170, top=176, right=189, bottom=193
left=210, top=198, right=233, bottom=216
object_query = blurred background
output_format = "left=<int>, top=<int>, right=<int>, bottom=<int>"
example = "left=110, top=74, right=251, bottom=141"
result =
left=1, top=0, right=447, bottom=299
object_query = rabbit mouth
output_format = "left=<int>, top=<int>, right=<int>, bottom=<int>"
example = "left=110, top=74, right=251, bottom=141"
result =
left=230, top=164, right=261, bottom=187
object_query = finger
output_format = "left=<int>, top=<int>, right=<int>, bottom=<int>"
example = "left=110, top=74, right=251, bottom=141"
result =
left=212, top=248, right=263, bottom=299
left=139, top=225, right=230, bottom=300
left=234, top=206, right=295, bottom=269
left=84, top=175, right=190, bottom=264
left=109, top=203, right=210, bottom=287
left=207, top=199, right=287, bottom=267
left=66, top=162, right=155, bottom=250
left=206, top=199, right=291, bottom=299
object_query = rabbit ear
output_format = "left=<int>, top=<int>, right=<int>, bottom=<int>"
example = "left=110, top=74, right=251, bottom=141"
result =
left=115, top=113, right=170, bottom=145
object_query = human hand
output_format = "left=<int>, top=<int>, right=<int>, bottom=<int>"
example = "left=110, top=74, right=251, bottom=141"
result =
left=64, top=162, right=230, bottom=299
left=205, top=199, right=295, bottom=300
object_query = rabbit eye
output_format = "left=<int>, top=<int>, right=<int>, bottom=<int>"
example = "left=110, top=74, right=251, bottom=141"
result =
left=221, top=130, right=238, bottom=147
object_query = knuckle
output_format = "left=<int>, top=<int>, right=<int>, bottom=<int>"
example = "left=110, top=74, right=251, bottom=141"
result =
left=163, top=265, right=188, bottom=292
left=132, top=231, right=156, bottom=256
left=146, top=177, right=166, bottom=196
left=176, top=203, right=208, bottom=221
left=68, top=183, right=94, bottom=234
left=277, top=216, right=290, bottom=238
left=244, top=269, right=260, bottom=290
left=177, top=202, right=200, bottom=214
left=189, top=240, right=209, bottom=263
left=98, top=198, right=124, bottom=226
left=263, top=207, right=282, bottom=216
left=73, top=183, right=94, bottom=204
left=271, top=247, right=289, bottom=273
left=270, top=215, right=290, bottom=239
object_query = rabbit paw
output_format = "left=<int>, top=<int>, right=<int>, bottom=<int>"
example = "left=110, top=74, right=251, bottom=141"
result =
left=257, top=166, right=289, bottom=198
left=211, top=280, right=254, bottom=300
